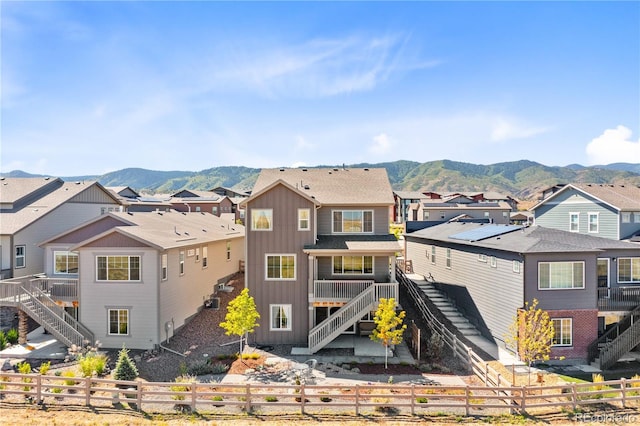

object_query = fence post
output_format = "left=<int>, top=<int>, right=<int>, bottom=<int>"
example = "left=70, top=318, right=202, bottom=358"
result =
left=136, top=379, right=142, bottom=411
left=571, top=383, right=577, bottom=411
left=464, top=385, right=470, bottom=416
left=484, top=363, right=488, bottom=385
left=410, top=384, right=415, bottom=416
left=520, top=385, right=526, bottom=414
left=191, top=380, right=197, bottom=412
left=36, top=374, right=42, bottom=404
left=355, top=385, right=360, bottom=416
left=245, top=383, right=251, bottom=413
left=621, top=378, right=626, bottom=408
left=85, top=376, right=91, bottom=406
left=300, top=383, right=306, bottom=415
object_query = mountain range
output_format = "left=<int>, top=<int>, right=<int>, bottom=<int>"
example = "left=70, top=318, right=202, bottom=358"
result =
left=3, top=160, right=639, bottom=201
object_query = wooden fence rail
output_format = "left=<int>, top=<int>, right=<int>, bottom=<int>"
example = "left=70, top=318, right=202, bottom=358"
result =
left=2, top=373, right=640, bottom=417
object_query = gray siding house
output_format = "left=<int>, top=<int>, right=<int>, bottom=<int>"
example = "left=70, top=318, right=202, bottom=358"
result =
left=405, top=222, right=640, bottom=364
left=242, top=168, right=400, bottom=354
left=532, top=184, right=640, bottom=241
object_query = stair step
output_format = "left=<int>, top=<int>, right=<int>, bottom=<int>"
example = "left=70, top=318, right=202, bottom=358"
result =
left=460, top=329, right=482, bottom=336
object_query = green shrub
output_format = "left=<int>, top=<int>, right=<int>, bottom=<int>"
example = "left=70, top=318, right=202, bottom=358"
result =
left=62, top=370, right=77, bottom=386
left=212, top=395, right=224, bottom=402
left=209, top=362, right=230, bottom=374
left=78, top=353, right=108, bottom=377
left=0, top=331, right=7, bottom=350
left=113, top=345, right=138, bottom=382
left=39, top=361, right=51, bottom=375
left=18, top=362, right=32, bottom=392
left=6, top=329, right=18, bottom=345
left=629, top=374, right=640, bottom=396
left=170, top=375, right=194, bottom=401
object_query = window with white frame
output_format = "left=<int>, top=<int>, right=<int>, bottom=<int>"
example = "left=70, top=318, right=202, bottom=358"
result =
left=179, top=251, right=185, bottom=275
left=423, top=211, right=430, bottom=220
left=332, top=210, right=373, bottom=233
left=15, top=245, right=25, bottom=269
left=54, top=251, right=78, bottom=274
left=512, top=260, right=521, bottom=273
left=96, top=256, right=140, bottom=281
left=478, top=254, right=487, bottom=263
left=333, top=256, right=373, bottom=275
left=431, top=246, right=436, bottom=264
left=212, top=206, right=218, bottom=215
left=622, top=212, right=631, bottom=223
left=202, top=246, right=208, bottom=268
left=569, top=212, right=579, bottom=232
left=226, top=242, right=231, bottom=261
left=446, top=248, right=452, bottom=268
left=161, top=254, right=168, bottom=281
left=503, top=211, right=508, bottom=218
left=195, top=206, right=201, bottom=212
left=490, top=256, right=497, bottom=268
left=251, top=209, right=273, bottom=231
left=108, top=309, right=129, bottom=335
left=618, top=257, right=640, bottom=283
left=634, top=213, right=640, bottom=223
left=195, top=248, right=200, bottom=262
left=588, top=212, right=599, bottom=233
left=551, top=318, right=572, bottom=346
left=538, top=261, right=585, bottom=289
left=484, top=211, right=490, bottom=218
left=270, top=305, right=291, bottom=330
left=266, top=255, right=296, bottom=279
left=298, top=208, right=310, bottom=231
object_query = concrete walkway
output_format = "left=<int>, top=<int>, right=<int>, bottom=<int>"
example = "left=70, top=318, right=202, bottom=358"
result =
left=0, top=326, right=67, bottom=367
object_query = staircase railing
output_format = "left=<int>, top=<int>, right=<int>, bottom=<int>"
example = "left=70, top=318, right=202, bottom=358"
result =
left=587, top=304, right=640, bottom=364
left=308, top=282, right=397, bottom=354
left=599, top=320, right=640, bottom=370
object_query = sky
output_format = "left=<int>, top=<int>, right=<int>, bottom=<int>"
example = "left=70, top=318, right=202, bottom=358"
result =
left=1, top=1, right=639, bottom=177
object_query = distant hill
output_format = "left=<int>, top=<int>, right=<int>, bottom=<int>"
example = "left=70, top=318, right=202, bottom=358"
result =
left=2, top=160, right=639, bottom=200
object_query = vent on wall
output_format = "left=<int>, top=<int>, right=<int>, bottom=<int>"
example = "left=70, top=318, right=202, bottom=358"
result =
left=205, top=297, right=220, bottom=310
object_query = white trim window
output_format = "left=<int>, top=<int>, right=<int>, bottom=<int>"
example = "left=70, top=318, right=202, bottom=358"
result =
left=431, top=246, right=436, bottom=265
left=512, top=260, right=521, bottom=274
left=96, top=256, right=140, bottom=281
left=332, top=210, right=373, bottom=233
left=551, top=318, right=572, bottom=346
left=161, top=254, right=168, bottom=281
left=622, top=212, right=631, bottom=223
left=202, top=246, right=208, bottom=268
left=270, top=304, right=291, bottom=331
left=478, top=254, right=487, bottom=263
left=179, top=251, right=185, bottom=275
left=298, top=208, right=310, bottom=231
left=15, top=245, right=26, bottom=269
left=618, top=257, right=640, bottom=283
left=569, top=212, right=579, bottom=232
left=446, top=248, right=452, bottom=269
left=195, top=248, right=200, bottom=262
left=333, top=256, right=374, bottom=275
left=266, top=254, right=296, bottom=280
left=634, top=212, right=640, bottom=223
left=251, top=209, right=273, bottom=231
left=490, top=256, right=497, bottom=268
left=54, top=251, right=78, bottom=274
left=588, top=212, right=599, bottom=233
left=423, top=211, right=430, bottom=220
left=538, top=261, right=585, bottom=289
left=226, top=242, right=231, bottom=261
left=108, top=308, right=129, bottom=335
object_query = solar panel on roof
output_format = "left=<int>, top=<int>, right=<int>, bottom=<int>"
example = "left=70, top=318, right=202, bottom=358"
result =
left=138, top=197, right=163, bottom=202
left=449, top=225, right=523, bottom=242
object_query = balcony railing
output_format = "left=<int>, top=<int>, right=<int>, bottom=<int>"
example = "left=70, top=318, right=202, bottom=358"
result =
left=313, top=280, right=374, bottom=302
left=598, top=286, right=640, bottom=311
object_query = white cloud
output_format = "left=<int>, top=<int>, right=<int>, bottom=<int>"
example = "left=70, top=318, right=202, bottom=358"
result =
left=586, top=126, right=640, bottom=165
left=369, top=133, right=394, bottom=155
left=295, top=136, right=314, bottom=151
left=490, top=117, right=548, bottom=142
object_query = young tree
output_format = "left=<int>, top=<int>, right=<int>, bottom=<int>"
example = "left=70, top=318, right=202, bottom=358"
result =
left=506, top=298, right=555, bottom=385
left=370, top=298, right=407, bottom=369
left=113, top=344, right=138, bottom=382
left=219, top=288, right=260, bottom=355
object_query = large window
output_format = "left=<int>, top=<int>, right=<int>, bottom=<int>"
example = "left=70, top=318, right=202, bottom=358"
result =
left=252, top=209, right=273, bottom=231
left=108, top=309, right=129, bottom=335
left=538, top=261, right=584, bottom=289
left=332, top=210, right=373, bottom=233
left=298, top=208, right=310, bottom=231
left=54, top=251, right=78, bottom=274
left=96, top=256, right=140, bottom=281
left=618, top=258, right=640, bottom=283
left=270, top=305, right=291, bottom=331
left=588, top=213, right=599, bottom=233
left=15, top=245, right=25, bottom=269
left=266, top=255, right=296, bottom=279
left=333, top=256, right=373, bottom=275
left=161, top=254, right=168, bottom=281
left=551, top=318, right=572, bottom=346
left=569, top=213, right=579, bottom=232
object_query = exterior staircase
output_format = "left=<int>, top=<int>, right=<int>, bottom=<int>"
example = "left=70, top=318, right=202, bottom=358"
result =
left=307, top=282, right=397, bottom=354
left=415, top=280, right=481, bottom=337
left=0, top=277, right=93, bottom=348
left=588, top=305, right=640, bottom=370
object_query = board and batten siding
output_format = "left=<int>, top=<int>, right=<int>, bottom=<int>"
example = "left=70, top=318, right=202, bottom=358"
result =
left=317, top=205, right=390, bottom=235
left=405, top=237, right=524, bottom=348
left=78, top=246, right=159, bottom=350
left=534, top=189, right=619, bottom=239
left=245, top=184, right=315, bottom=345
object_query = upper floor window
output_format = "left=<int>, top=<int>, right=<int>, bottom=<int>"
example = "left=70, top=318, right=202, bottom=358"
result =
left=195, top=206, right=201, bottom=212
left=266, top=254, right=296, bottom=280
left=446, top=248, right=452, bottom=269
left=431, top=246, right=436, bottom=264
left=179, top=251, right=185, bottom=275
left=484, top=211, right=490, bottom=218
left=622, top=212, right=631, bottom=223
left=298, top=208, right=310, bottom=231
left=588, top=213, right=599, bottom=233
left=226, top=242, right=231, bottom=261
left=195, top=248, right=200, bottom=262
left=15, top=245, right=26, bottom=269
left=212, top=206, right=218, bottom=215
left=634, top=212, right=640, bottom=223
left=161, top=254, right=168, bottom=281
left=551, top=318, right=572, bottom=346
left=538, top=261, right=584, bottom=289
left=423, top=211, right=430, bottom=220
left=202, top=246, right=208, bottom=268
left=252, top=209, right=273, bottom=231
left=332, top=210, right=373, bottom=233
left=333, top=256, right=373, bottom=275
left=569, top=212, right=579, bottom=232
left=478, top=254, right=487, bottom=263
left=490, top=256, right=497, bottom=268
left=512, top=260, right=521, bottom=274
left=618, top=257, right=640, bottom=283
left=96, top=255, right=140, bottom=281
left=55, top=251, right=78, bottom=274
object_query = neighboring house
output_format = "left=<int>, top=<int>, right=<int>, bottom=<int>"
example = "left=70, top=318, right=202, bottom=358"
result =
left=510, top=211, right=534, bottom=225
left=107, top=186, right=173, bottom=212
left=241, top=167, right=400, bottom=354
left=171, top=189, right=243, bottom=223
left=393, top=191, right=427, bottom=223
left=0, top=177, right=122, bottom=278
left=532, top=184, right=640, bottom=241
left=404, top=222, right=640, bottom=365
left=28, top=211, right=245, bottom=350
left=211, top=186, right=251, bottom=198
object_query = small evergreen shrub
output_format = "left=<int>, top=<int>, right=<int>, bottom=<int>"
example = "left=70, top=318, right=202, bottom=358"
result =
left=6, top=329, right=19, bottom=345
left=186, top=359, right=228, bottom=376
left=113, top=345, right=138, bottom=382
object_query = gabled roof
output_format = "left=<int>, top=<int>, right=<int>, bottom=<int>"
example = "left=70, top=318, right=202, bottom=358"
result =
left=69, top=211, right=244, bottom=251
left=240, top=179, right=321, bottom=208
left=422, top=200, right=511, bottom=209
left=0, top=180, right=121, bottom=234
left=0, top=177, right=62, bottom=207
left=408, top=222, right=639, bottom=254
left=531, top=183, right=640, bottom=211
left=251, top=167, right=394, bottom=205
left=393, top=190, right=427, bottom=200
left=171, top=189, right=221, bottom=200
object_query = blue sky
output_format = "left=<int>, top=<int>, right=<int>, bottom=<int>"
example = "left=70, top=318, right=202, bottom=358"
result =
left=2, top=1, right=639, bottom=176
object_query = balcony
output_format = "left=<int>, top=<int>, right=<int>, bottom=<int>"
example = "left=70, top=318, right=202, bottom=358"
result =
left=313, top=280, right=397, bottom=303
left=598, top=286, right=640, bottom=311
left=0, top=276, right=79, bottom=308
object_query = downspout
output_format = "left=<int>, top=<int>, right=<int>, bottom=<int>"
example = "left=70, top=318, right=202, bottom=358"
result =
left=159, top=343, right=186, bottom=357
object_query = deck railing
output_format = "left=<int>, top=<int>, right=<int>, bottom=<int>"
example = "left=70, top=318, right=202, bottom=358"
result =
left=313, top=280, right=374, bottom=301
left=598, top=286, right=640, bottom=311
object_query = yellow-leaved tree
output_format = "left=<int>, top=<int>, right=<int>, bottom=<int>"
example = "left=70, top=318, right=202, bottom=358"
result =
left=371, top=298, right=407, bottom=369
left=506, top=298, right=555, bottom=385
left=219, top=288, right=260, bottom=355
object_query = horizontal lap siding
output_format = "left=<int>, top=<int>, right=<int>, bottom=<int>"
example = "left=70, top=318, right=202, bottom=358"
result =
left=405, top=238, right=523, bottom=347
left=246, top=185, right=315, bottom=345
